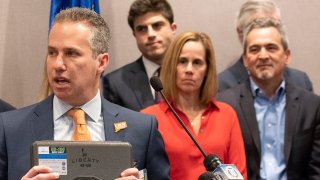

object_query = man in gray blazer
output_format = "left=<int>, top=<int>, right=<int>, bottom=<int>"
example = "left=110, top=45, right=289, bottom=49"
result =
left=102, top=0, right=177, bottom=111
left=218, top=0, right=313, bottom=92
left=217, top=18, right=320, bottom=180
left=0, top=8, right=169, bottom=180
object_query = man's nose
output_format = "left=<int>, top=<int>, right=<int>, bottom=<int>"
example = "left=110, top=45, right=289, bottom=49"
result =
left=258, top=48, right=269, bottom=60
left=147, top=26, right=156, bottom=37
left=54, top=54, right=66, bottom=71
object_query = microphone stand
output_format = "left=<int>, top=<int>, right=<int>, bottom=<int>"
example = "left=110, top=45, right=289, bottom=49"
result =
left=159, top=91, right=207, bottom=158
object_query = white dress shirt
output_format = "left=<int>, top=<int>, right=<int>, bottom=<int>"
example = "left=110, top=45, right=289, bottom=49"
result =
left=53, top=90, right=105, bottom=141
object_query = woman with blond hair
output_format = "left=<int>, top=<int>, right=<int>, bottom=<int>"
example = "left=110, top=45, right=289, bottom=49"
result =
left=141, top=31, right=247, bottom=180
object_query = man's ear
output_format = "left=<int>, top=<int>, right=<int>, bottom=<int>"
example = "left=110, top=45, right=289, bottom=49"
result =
left=97, top=53, right=109, bottom=75
left=237, top=27, right=244, bottom=43
left=171, top=22, right=177, bottom=34
left=242, top=54, right=249, bottom=69
left=284, top=49, right=291, bottom=65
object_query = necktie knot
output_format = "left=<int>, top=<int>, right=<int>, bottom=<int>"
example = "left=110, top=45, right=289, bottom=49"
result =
left=67, top=108, right=91, bottom=141
left=68, top=109, right=86, bottom=125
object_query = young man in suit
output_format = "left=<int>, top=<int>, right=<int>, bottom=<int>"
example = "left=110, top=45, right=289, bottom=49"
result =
left=102, top=0, right=177, bottom=111
left=218, top=0, right=313, bottom=92
left=0, top=8, right=169, bottom=180
left=217, top=18, right=320, bottom=180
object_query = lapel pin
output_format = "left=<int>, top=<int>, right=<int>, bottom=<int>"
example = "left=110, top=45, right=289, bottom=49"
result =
left=114, top=121, right=128, bottom=132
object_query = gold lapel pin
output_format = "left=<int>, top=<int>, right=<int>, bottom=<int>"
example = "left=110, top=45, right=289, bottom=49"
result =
left=114, top=121, right=128, bottom=132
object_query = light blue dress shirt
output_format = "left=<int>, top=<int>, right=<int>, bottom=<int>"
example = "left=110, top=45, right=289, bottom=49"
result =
left=53, top=90, right=105, bottom=141
left=250, top=78, right=287, bottom=180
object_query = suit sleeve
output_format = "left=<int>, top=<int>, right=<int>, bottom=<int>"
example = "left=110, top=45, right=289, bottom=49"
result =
left=308, top=100, right=320, bottom=179
left=145, top=116, right=170, bottom=180
left=0, top=114, right=8, bottom=179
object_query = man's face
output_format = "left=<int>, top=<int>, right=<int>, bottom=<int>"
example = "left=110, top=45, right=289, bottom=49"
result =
left=243, top=27, right=290, bottom=84
left=133, top=12, right=176, bottom=65
left=47, top=22, right=108, bottom=106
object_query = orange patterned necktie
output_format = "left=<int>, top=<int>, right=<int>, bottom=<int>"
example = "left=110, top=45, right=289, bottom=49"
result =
left=68, top=109, right=91, bottom=141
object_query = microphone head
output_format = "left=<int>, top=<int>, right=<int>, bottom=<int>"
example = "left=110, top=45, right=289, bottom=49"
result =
left=204, top=154, right=222, bottom=171
left=198, top=171, right=215, bottom=180
left=150, top=76, right=163, bottom=91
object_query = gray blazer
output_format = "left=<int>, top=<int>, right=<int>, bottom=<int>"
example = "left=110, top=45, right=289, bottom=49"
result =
left=103, top=57, right=155, bottom=111
left=217, top=81, right=320, bottom=180
left=0, top=95, right=170, bottom=180
left=218, top=57, right=313, bottom=92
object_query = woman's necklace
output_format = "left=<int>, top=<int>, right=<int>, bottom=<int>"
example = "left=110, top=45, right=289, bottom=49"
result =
left=190, top=120, right=195, bottom=127
left=189, top=112, right=202, bottom=127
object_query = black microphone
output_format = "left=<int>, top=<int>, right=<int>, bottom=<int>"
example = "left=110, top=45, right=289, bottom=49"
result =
left=198, top=171, right=215, bottom=180
left=150, top=76, right=207, bottom=157
left=204, top=154, right=222, bottom=171
left=150, top=76, right=244, bottom=180
left=203, top=154, right=244, bottom=180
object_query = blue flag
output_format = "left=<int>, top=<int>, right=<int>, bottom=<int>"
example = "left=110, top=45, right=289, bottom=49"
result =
left=49, top=0, right=100, bottom=29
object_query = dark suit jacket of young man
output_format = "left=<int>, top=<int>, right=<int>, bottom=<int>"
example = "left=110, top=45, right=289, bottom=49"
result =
left=103, top=57, right=155, bottom=111
left=218, top=57, right=314, bottom=92
left=0, top=95, right=170, bottom=180
left=0, top=99, right=15, bottom=112
left=216, top=81, right=320, bottom=180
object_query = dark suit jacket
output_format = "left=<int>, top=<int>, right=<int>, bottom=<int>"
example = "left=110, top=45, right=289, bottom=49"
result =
left=0, top=99, right=15, bottom=113
left=0, top=95, right=170, bottom=180
left=102, top=57, right=155, bottom=111
left=216, top=82, right=320, bottom=180
left=218, top=57, right=314, bottom=92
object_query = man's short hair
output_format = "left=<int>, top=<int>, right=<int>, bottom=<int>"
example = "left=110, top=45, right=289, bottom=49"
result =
left=237, top=0, right=280, bottom=41
left=243, top=18, right=289, bottom=54
left=128, top=0, right=174, bottom=30
left=53, top=7, right=111, bottom=58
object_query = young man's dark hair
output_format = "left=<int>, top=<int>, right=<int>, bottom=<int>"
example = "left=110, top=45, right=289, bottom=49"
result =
left=128, top=0, right=174, bottom=30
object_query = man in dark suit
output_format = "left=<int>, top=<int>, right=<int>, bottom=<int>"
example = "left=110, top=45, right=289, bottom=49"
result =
left=0, top=99, right=15, bottom=112
left=218, top=0, right=313, bottom=92
left=0, top=8, right=169, bottom=180
left=102, top=0, right=177, bottom=111
left=217, top=18, right=320, bottom=179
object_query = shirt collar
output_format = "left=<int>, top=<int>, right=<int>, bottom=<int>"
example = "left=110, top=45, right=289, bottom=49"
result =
left=159, top=100, right=219, bottom=113
left=53, top=90, right=102, bottom=122
left=249, top=77, right=286, bottom=99
left=142, top=56, right=160, bottom=80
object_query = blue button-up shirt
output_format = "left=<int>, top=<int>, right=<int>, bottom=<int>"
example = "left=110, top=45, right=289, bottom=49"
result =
left=250, top=78, right=287, bottom=180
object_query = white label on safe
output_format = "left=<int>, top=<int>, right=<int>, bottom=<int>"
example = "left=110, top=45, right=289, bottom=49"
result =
left=38, top=154, right=67, bottom=175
